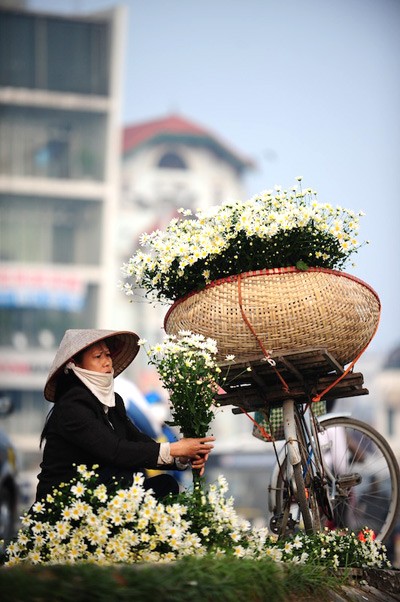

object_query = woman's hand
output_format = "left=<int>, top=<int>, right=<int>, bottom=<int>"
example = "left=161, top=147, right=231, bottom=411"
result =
left=170, top=436, right=214, bottom=458
left=190, top=451, right=211, bottom=476
left=170, top=436, right=215, bottom=475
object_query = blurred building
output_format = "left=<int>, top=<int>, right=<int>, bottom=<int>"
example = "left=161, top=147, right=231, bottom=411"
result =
left=0, top=4, right=255, bottom=506
left=114, top=113, right=253, bottom=388
left=0, top=4, right=126, bottom=488
left=375, top=345, right=400, bottom=459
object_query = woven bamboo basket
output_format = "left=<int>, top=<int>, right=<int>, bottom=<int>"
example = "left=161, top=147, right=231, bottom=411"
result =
left=164, top=267, right=381, bottom=366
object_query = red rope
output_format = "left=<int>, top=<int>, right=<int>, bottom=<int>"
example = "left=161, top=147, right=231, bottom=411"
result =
left=238, top=406, right=274, bottom=442
left=312, top=309, right=381, bottom=403
left=237, top=273, right=290, bottom=393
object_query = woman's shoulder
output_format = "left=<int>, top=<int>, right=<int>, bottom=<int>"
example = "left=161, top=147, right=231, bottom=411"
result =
left=53, top=387, right=102, bottom=426
left=59, top=384, right=94, bottom=402
left=114, top=391, right=124, bottom=405
left=55, top=374, right=98, bottom=407
left=114, top=392, right=127, bottom=414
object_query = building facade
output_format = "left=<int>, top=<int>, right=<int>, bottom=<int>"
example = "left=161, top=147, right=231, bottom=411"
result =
left=0, top=5, right=125, bottom=487
left=375, top=346, right=400, bottom=459
left=115, top=113, right=253, bottom=388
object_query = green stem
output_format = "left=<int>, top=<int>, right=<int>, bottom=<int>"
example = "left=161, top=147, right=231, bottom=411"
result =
left=191, top=469, right=205, bottom=494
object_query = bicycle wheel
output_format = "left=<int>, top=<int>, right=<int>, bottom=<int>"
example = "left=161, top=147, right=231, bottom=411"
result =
left=317, top=416, right=400, bottom=543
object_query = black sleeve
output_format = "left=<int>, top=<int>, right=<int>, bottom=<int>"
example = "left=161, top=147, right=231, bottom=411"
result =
left=113, top=396, right=178, bottom=470
left=54, top=388, right=160, bottom=470
left=114, top=394, right=157, bottom=444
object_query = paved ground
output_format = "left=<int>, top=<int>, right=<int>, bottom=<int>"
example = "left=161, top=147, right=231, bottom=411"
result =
left=328, top=569, right=400, bottom=601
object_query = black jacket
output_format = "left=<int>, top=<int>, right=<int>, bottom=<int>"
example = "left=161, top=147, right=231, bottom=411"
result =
left=36, top=374, right=162, bottom=501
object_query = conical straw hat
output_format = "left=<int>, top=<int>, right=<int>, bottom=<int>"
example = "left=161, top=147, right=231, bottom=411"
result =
left=44, top=329, right=140, bottom=402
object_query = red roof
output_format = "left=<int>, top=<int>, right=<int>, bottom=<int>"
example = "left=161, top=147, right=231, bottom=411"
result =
left=122, top=114, right=254, bottom=171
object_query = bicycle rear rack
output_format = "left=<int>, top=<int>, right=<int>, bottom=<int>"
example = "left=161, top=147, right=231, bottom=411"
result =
left=215, top=347, right=368, bottom=412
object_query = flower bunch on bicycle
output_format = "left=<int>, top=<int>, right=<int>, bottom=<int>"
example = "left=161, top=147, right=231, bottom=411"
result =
left=120, top=178, right=367, bottom=303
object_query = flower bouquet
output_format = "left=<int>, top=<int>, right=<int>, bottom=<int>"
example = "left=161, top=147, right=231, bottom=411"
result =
left=141, top=331, right=221, bottom=439
left=140, top=331, right=224, bottom=484
left=122, top=179, right=380, bottom=365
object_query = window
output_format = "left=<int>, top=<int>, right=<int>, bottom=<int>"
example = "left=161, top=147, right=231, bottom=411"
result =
left=0, top=13, right=35, bottom=88
left=52, top=223, right=74, bottom=264
left=0, top=195, right=102, bottom=264
left=0, top=106, right=106, bottom=181
left=0, top=10, right=110, bottom=95
left=46, top=19, right=110, bottom=95
left=157, top=151, right=187, bottom=169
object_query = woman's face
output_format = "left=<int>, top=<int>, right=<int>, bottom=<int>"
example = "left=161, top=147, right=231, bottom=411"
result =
left=76, top=341, right=113, bottom=373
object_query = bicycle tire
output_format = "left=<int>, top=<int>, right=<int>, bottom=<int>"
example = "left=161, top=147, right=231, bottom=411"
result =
left=272, top=414, right=400, bottom=542
left=317, top=416, right=400, bottom=543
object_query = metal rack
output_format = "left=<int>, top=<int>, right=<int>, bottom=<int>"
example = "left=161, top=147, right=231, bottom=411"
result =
left=215, top=347, right=368, bottom=414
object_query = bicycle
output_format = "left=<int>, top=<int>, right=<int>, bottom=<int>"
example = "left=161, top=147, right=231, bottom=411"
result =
left=215, top=347, right=400, bottom=543
left=267, top=404, right=400, bottom=543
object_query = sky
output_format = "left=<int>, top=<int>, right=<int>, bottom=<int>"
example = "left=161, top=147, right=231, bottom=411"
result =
left=29, top=0, right=400, bottom=358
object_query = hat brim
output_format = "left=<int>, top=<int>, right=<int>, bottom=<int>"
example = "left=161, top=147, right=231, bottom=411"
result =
left=44, top=330, right=140, bottom=402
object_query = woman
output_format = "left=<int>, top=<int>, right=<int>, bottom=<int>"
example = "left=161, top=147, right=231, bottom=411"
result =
left=35, top=329, right=214, bottom=502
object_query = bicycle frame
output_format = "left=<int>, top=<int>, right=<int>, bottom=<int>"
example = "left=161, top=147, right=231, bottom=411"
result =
left=282, top=398, right=303, bottom=466
left=269, top=407, right=352, bottom=515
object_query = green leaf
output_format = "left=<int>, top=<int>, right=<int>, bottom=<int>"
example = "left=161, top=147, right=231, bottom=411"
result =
left=296, top=260, right=309, bottom=271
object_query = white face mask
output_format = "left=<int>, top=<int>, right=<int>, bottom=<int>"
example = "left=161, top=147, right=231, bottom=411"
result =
left=66, top=362, right=115, bottom=408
